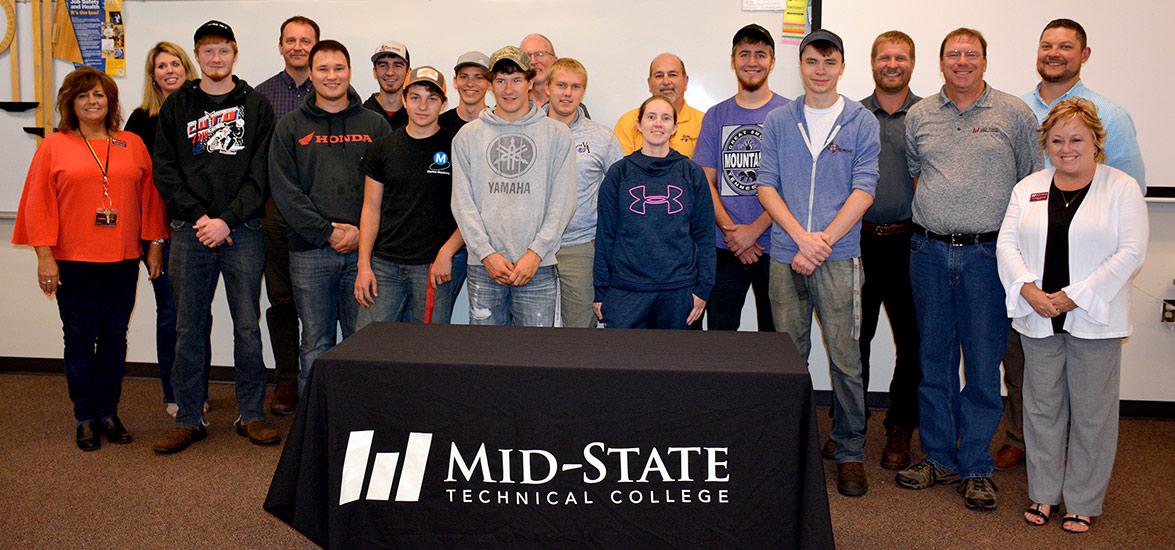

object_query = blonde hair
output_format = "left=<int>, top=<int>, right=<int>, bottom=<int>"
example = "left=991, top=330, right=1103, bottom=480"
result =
left=545, top=57, right=588, bottom=88
left=1039, top=97, right=1106, bottom=164
left=139, top=41, right=196, bottom=116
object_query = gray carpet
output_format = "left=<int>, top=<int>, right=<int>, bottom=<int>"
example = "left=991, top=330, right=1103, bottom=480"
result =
left=1, top=372, right=1171, bottom=548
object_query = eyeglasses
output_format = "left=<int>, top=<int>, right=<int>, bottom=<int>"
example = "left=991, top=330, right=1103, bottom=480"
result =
left=525, top=50, right=554, bottom=60
left=944, top=50, right=982, bottom=60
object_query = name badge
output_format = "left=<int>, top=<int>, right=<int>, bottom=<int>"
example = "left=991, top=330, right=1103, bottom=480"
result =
left=111, top=138, right=128, bottom=148
left=95, top=207, right=118, bottom=227
left=1029, top=192, right=1049, bottom=202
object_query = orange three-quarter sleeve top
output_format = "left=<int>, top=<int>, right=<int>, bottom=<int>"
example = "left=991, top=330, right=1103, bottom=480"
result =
left=12, top=130, right=169, bottom=262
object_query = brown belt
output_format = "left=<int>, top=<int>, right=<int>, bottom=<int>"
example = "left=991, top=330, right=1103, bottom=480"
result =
left=861, top=220, right=915, bottom=237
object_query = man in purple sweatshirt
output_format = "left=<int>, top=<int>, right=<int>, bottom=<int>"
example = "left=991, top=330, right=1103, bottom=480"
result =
left=755, top=30, right=879, bottom=497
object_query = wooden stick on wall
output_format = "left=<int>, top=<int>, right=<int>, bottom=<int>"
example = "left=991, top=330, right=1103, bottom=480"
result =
left=30, top=0, right=44, bottom=141
left=40, top=0, right=53, bottom=133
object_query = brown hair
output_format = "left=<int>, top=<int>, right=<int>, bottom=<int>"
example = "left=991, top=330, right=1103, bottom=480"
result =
left=637, top=94, right=677, bottom=124
left=138, top=41, right=196, bottom=116
left=280, top=15, right=320, bottom=41
left=871, top=30, right=915, bottom=61
left=1042, top=18, right=1087, bottom=49
left=939, top=28, right=986, bottom=58
left=56, top=66, right=121, bottom=133
left=1039, top=97, right=1106, bottom=163
left=545, top=57, right=588, bottom=88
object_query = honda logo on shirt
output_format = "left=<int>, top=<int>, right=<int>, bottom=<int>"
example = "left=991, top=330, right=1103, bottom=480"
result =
left=339, top=431, right=433, bottom=505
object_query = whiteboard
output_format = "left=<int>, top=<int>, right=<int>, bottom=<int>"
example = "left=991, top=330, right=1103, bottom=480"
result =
left=1, top=0, right=1171, bottom=214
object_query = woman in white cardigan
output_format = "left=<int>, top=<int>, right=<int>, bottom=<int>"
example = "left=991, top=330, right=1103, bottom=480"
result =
left=996, top=97, right=1147, bottom=534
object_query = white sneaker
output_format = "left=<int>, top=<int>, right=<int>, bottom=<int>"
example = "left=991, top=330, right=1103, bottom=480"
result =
left=165, top=403, right=179, bottom=417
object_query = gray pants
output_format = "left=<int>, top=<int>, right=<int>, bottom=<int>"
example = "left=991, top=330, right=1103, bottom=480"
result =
left=556, top=242, right=597, bottom=328
left=1021, top=333, right=1121, bottom=516
left=769, top=258, right=866, bottom=463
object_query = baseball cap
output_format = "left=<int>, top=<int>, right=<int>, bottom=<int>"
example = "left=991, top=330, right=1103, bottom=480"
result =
left=404, top=66, right=447, bottom=99
left=194, top=20, right=235, bottom=45
left=454, top=51, right=490, bottom=73
left=799, top=29, right=845, bottom=57
left=371, top=40, right=410, bottom=65
left=733, top=23, right=775, bottom=52
left=488, top=45, right=531, bottom=72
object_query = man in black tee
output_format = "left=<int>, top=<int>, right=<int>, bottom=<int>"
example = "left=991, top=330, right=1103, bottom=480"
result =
left=439, top=51, right=490, bottom=132
left=355, top=66, right=464, bottom=324
left=362, top=40, right=411, bottom=129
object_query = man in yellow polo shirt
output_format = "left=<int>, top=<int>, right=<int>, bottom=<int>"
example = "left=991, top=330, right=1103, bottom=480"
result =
left=612, top=53, right=704, bottom=157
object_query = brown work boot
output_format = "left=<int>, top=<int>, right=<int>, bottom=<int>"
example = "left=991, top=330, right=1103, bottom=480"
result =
left=268, top=383, right=298, bottom=416
left=153, top=424, right=207, bottom=454
left=234, top=417, right=281, bottom=446
left=836, top=462, right=868, bottom=497
left=994, top=444, right=1025, bottom=470
left=881, top=426, right=912, bottom=470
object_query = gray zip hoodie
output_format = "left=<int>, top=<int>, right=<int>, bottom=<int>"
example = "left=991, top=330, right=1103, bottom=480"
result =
left=451, top=104, right=577, bottom=266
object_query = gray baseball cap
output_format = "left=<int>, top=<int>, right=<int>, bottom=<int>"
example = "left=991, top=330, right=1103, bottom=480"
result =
left=454, top=51, right=490, bottom=73
left=371, top=40, right=410, bottom=65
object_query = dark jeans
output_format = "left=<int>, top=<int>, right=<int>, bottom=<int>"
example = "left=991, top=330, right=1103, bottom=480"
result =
left=169, top=218, right=267, bottom=428
left=705, top=248, right=775, bottom=331
left=602, top=287, right=694, bottom=329
left=262, top=198, right=301, bottom=386
left=56, top=259, right=139, bottom=422
left=859, top=230, right=921, bottom=431
left=141, top=240, right=211, bottom=404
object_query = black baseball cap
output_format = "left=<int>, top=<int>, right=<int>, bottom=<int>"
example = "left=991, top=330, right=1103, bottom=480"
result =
left=194, top=20, right=235, bottom=45
left=799, top=29, right=844, bottom=58
left=733, top=23, right=775, bottom=52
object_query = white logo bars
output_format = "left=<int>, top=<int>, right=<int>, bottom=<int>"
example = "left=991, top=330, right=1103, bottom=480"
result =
left=339, top=431, right=433, bottom=504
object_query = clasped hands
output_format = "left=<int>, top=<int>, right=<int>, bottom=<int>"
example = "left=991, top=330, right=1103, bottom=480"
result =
left=1021, top=284, right=1078, bottom=319
left=483, top=249, right=541, bottom=286
left=720, top=223, right=765, bottom=265
left=790, top=230, right=833, bottom=276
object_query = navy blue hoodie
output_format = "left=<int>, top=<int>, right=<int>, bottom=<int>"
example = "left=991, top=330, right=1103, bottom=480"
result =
left=593, top=150, right=715, bottom=301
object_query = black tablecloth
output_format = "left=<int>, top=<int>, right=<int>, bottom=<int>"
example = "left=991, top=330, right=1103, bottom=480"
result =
left=265, top=323, right=833, bottom=549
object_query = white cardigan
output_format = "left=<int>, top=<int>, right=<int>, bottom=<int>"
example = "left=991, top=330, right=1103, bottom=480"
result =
left=996, top=165, right=1148, bottom=339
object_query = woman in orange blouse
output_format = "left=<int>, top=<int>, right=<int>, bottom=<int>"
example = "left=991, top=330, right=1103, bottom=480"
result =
left=13, top=67, right=168, bottom=451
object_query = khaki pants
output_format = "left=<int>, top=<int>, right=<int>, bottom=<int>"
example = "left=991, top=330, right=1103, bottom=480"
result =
left=556, top=242, right=597, bottom=328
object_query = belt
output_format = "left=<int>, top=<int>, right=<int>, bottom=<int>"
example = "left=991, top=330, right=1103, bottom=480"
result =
left=914, top=224, right=998, bottom=246
left=862, top=220, right=915, bottom=237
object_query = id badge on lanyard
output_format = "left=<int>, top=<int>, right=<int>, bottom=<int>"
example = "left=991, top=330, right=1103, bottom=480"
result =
left=81, top=131, right=117, bottom=227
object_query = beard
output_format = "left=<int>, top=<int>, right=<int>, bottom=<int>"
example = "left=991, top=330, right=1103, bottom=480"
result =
left=738, top=74, right=765, bottom=93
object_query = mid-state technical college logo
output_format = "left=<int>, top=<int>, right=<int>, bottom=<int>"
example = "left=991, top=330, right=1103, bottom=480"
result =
left=719, top=124, right=764, bottom=196
left=339, top=431, right=732, bottom=508
left=486, top=134, right=536, bottom=178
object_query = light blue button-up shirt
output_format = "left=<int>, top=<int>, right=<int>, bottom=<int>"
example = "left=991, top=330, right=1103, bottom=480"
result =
left=1023, top=80, right=1146, bottom=193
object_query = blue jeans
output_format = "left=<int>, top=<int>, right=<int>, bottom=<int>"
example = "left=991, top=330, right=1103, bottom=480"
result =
left=359, top=256, right=457, bottom=325
left=142, top=240, right=211, bottom=404
left=466, top=264, right=557, bottom=326
left=168, top=218, right=267, bottom=428
left=289, top=247, right=360, bottom=393
left=56, top=260, right=139, bottom=422
left=448, top=248, right=468, bottom=316
left=909, top=234, right=1008, bottom=478
left=601, top=287, right=693, bottom=329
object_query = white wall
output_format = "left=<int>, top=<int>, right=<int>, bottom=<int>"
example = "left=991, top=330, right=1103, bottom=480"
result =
left=0, top=0, right=1172, bottom=400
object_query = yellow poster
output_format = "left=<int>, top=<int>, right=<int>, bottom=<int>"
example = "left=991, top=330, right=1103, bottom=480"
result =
left=781, top=0, right=809, bottom=45
left=102, top=0, right=125, bottom=76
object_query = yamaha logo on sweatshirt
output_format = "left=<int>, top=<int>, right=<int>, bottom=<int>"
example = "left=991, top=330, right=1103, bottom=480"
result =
left=719, top=125, right=763, bottom=196
left=487, top=134, right=536, bottom=178
left=187, top=106, right=247, bottom=156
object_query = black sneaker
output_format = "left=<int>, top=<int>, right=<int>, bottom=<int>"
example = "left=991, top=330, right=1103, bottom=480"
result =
left=957, top=476, right=999, bottom=511
left=895, top=457, right=961, bottom=489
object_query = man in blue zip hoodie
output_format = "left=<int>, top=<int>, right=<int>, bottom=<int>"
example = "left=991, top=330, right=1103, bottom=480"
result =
left=450, top=45, right=577, bottom=326
left=756, top=30, right=879, bottom=497
left=268, top=40, right=391, bottom=393
left=152, top=20, right=277, bottom=453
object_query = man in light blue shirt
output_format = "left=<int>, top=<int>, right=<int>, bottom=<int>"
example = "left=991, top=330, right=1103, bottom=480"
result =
left=998, top=18, right=1149, bottom=473
left=1021, top=18, right=1145, bottom=192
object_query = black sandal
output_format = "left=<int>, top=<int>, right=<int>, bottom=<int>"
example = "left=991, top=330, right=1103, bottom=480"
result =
left=1062, top=514, right=1091, bottom=533
left=1023, top=503, right=1053, bottom=526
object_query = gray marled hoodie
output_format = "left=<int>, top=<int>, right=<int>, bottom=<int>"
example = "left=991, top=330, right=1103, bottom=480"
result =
left=451, top=104, right=577, bottom=266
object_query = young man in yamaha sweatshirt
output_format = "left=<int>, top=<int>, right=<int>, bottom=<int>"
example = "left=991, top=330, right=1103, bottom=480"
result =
left=755, top=30, right=880, bottom=497
left=268, top=40, right=391, bottom=393
left=152, top=20, right=277, bottom=454
left=450, top=45, right=576, bottom=327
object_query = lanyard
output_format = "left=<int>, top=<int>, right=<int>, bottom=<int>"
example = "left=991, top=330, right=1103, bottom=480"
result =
left=78, top=129, right=114, bottom=220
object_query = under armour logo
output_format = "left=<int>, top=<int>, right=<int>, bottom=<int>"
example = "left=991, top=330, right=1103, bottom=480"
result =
left=628, top=185, right=683, bottom=215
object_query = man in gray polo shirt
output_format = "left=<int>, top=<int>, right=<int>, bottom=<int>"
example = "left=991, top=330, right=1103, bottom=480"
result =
left=894, top=28, right=1041, bottom=512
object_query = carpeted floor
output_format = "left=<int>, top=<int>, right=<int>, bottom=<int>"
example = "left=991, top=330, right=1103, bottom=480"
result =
left=1, top=372, right=1171, bottom=548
